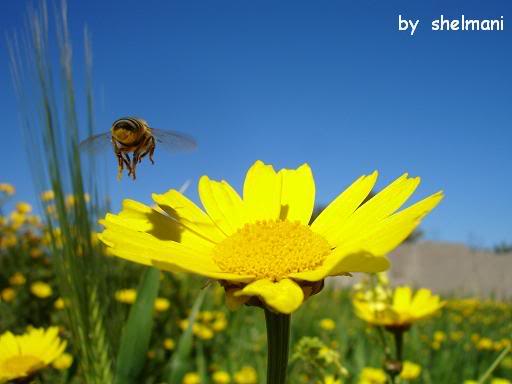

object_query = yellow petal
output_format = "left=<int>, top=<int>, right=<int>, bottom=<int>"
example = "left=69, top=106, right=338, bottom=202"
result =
left=289, top=250, right=389, bottom=282
left=337, top=191, right=444, bottom=256
left=110, top=200, right=214, bottom=253
left=225, top=287, right=250, bottom=310
left=198, top=176, right=244, bottom=235
left=278, top=164, right=315, bottom=224
left=243, top=161, right=282, bottom=222
left=328, top=173, right=420, bottom=247
left=152, top=189, right=226, bottom=243
left=393, top=286, right=413, bottom=312
left=235, top=279, right=304, bottom=314
left=100, top=219, right=237, bottom=279
left=311, top=172, right=377, bottom=243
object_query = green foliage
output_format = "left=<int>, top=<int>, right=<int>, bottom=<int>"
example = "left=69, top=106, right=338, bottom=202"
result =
left=115, top=268, right=160, bottom=384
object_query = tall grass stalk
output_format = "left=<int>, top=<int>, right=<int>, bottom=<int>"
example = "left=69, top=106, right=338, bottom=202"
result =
left=8, top=1, right=114, bottom=382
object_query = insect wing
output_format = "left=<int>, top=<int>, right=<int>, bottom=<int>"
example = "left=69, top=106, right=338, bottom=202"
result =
left=78, top=132, right=112, bottom=154
left=150, top=128, right=197, bottom=152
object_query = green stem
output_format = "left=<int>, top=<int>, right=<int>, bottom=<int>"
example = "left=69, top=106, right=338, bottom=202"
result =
left=264, top=308, right=291, bottom=384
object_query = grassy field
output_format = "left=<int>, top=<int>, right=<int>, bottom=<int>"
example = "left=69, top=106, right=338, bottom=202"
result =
left=0, top=194, right=511, bottom=384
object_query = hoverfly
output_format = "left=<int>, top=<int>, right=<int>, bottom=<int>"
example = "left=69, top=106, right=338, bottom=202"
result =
left=79, top=117, right=197, bottom=180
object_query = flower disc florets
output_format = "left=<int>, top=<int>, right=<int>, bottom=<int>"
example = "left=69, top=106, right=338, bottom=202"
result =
left=212, top=220, right=331, bottom=281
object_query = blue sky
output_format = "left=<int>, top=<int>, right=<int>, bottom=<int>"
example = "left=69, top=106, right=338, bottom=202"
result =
left=1, top=0, right=511, bottom=247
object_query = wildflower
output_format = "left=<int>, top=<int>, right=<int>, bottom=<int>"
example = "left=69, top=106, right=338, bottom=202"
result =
left=183, top=372, right=201, bottom=384
left=359, top=367, right=387, bottom=384
left=154, top=297, right=170, bottom=312
left=54, top=298, right=66, bottom=310
left=196, top=325, right=214, bottom=340
left=353, top=286, right=445, bottom=330
left=9, top=272, right=26, bottom=286
left=463, top=381, right=478, bottom=384
left=30, top=281, right=53, bottom=298
left=0, top=327, right=66, bottom=382
left=100, top=161, right=442, bottom=314
left=400, top=361, right=421, bottom=380
left=323, top=375, right=342, bottom=384
left=213, top=370, right=231, bottom=384
left=233, top=366, right=257, bottom=384
left=40, top=190, right=55, bottom=202
left=29, top=248, right=44, bottom=258
left=491, top=379, right=511, bottom=384
left=0, top=183, right=15, bottom=196
left=163, top=338, right=175, bottom=350
left=433, top=331, right=446, bottom=343
left=115, top=289, right=137, bottom=304
left=319, top=318, right=336, bottom=331
left=212, top=317, right=228, bottom=332
left=476, top=337, right=494, bottom=350
left=1, top=288, right=16, bottom=302
left=15, top=202, right=32, bottom=214
left=52, top=353, right=73, bottom=370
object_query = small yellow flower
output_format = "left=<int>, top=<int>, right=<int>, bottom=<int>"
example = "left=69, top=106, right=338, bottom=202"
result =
left=319, top=318, right=336, bottom=331
left=476, top=337, right=494, bottom=350
left=490, top=379, right=511, bottom=384
left=400, top=361, right=421, bottom=380
left=212, top=318, right=228, bottom=332
left=463, top=381, right=478, bottom=384
left=354, top=286, right=445, bottom=330
left=163, top=338, right=175, bottom=350
left=0, top=327, right=66, bottom=382
left=54, top=298, right=66, bottom=310
left=433, top=331, right=446, bottom=343
left=115, top=289, right=137, bottom=304
left=213, top=370, right=231, bottom=384
left=30, top=281, right=53, bottom=298
left=9, top=272, right=26, bottom=286
left=99, top=161, right=443, bottom=314
left=359, top=367, right=387, bottom=384
left=40, top=190, right=55, bottom=202
left=183, top=372, right=201, bottom=384
left=323, top=375, right=342, bottom=384
left=234, top=366, right=257, bottom=384
left=15, top=202, right=32, bottom=214
left=195, top=325, right=214, bottom=340
left=1, top=288, right=16, bottom=302
left=52, top=353, right=73, bottom=370
left=154, top=297, right=170, bottom=312
left=0, top=183, right=15, bottom=196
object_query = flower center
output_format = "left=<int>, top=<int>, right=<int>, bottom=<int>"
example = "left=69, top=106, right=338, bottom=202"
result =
left=2, top=355, right=44, bottom=377
left=212, top=220, right=331, bottom=281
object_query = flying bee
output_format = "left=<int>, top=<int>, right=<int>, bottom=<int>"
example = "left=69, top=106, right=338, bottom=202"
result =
left=79, top=117, right=197, bottom=180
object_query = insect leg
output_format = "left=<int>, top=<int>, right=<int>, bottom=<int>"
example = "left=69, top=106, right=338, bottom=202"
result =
left=149, top=136, right=156, bottom=164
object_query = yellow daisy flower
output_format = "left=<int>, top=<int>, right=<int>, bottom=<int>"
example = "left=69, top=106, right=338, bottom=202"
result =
left=354, top=286, right=445, bottom=330
left=8, top=272, right=26, bottom=286
left=0, top=183, right=15, bottom=196
left=30, top=281, right=53, bottom=299
left=399, top=361, right=421, bottom=380
left=319, top=318, right=336, bottom=331
left=212, top=370, right=231, bottom=384
left=154, top=297, right=171, bottom=312
left=183, top=372, right=201, bottom=384
left=100, top=161, right=442, bottom=314
left=359, top=367, right=387, bottom=384
left=0, top=327, right=66, bottom=382
left=233, top=366, right=257, bottom=384
left=114, top=289, right=137, bottom=304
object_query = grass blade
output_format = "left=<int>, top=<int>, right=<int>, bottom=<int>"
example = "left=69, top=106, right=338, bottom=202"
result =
left=115, top=267, right=161, bottom=384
